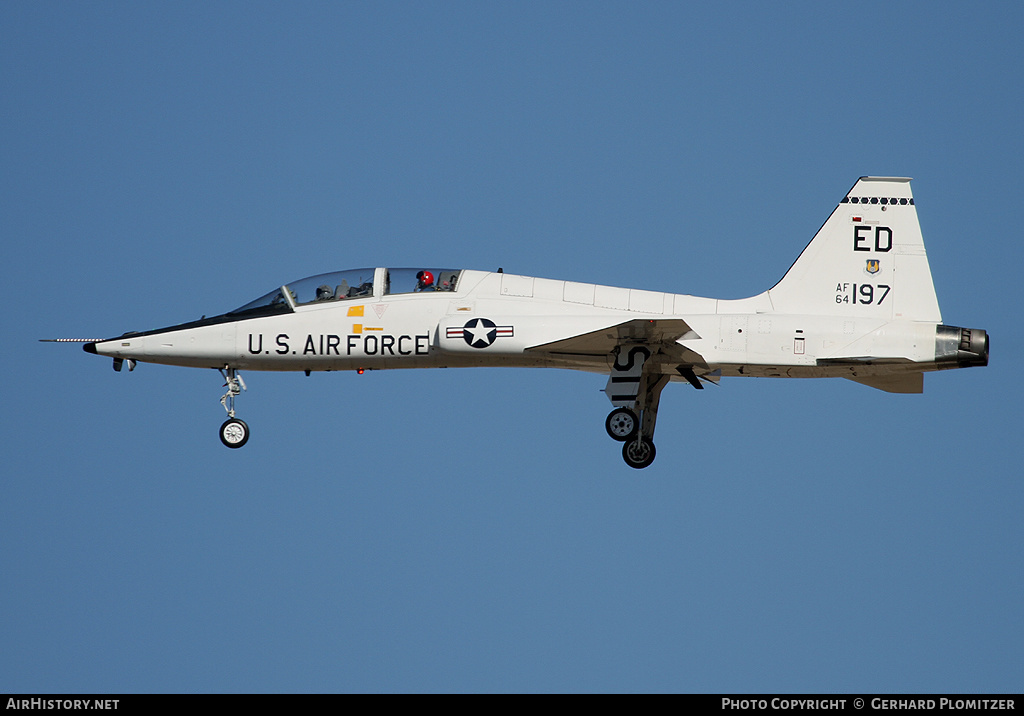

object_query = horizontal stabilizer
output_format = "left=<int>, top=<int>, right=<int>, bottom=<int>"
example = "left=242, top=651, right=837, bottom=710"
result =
left=845, top=373, right=923, bottom=394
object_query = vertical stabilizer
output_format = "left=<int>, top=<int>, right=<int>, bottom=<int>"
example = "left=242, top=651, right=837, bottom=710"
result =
left=767, top=177, right=942, bottom=322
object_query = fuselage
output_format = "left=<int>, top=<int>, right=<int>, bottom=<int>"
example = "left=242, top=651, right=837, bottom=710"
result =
left=85, top=267, right=987, bottom=388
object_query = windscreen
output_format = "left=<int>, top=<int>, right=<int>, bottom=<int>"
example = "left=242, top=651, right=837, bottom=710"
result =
left=230, top=268, right=376, bottom=314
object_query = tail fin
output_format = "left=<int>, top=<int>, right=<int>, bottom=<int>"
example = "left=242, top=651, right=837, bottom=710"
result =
left=767, top=177, right=942, bottom=322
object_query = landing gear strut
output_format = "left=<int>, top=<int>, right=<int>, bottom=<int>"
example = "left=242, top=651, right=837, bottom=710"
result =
left=218, top=367, right=249, bottom=449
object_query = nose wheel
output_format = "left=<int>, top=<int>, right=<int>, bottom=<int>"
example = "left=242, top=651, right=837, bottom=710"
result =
left=220, top=418, right=250, bottom=448
left=218, top=367, right=249, bottom=448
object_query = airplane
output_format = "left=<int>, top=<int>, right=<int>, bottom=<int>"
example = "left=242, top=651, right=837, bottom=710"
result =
left=45, top=177, right=988, bottom=468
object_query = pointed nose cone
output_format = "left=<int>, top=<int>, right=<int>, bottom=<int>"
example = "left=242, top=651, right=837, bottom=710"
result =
left=83, top=321, right=238, bottom=368
left=84, top=336, right=142, bottom=359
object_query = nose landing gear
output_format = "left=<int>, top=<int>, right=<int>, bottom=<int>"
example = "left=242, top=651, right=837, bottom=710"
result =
left=219, top=417, right=250, bottom=448
left=218, top=367, right=249, bottom=449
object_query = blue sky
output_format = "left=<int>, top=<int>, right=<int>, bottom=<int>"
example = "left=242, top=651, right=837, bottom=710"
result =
left=2, top=1, right=1021, bottom=693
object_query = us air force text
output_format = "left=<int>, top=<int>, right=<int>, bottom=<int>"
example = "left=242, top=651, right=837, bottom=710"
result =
left=247, top=333, right=430, bottom=356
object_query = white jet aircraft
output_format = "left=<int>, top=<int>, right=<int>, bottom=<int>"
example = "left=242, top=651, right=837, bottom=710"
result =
left=49, top=177, right=988, bottom=468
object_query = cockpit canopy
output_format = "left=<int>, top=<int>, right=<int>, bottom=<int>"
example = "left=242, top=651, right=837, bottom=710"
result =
left=229, top=268, right=461, bottom=316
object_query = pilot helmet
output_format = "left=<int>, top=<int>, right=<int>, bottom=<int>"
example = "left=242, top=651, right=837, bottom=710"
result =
left=416, top=270, right=434, bottom=287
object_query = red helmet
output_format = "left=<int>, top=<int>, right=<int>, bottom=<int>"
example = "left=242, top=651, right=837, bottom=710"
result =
left=417, top=270, right=434, bottom=286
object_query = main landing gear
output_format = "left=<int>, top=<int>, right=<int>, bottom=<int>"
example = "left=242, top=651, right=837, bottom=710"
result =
left=218, top=367, right=249, bottom=448
left=622, top=434, right=657, bottom=469
left=604, top=346, right=669, bottom=469
left=605, top=407, right=639, bottom=441
left=605, top=407, right=660, bottom=469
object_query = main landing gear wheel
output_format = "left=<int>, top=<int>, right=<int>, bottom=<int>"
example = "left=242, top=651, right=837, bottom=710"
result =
left=219, top=418, right=250, bottom=449
left=622, top=436, right=656, bottom=469
left=605, top=408, right=639, bottom=442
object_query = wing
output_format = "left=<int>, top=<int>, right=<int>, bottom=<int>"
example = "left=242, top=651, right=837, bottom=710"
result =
left=525, top=317, right=707, bottom=369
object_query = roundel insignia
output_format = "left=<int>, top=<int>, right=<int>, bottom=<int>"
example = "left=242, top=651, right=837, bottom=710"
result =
left=464, top=318, right=498, bottom=348
left=444, top=318, right=514, bottom=348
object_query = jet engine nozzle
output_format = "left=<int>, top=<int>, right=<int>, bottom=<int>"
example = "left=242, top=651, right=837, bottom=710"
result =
left=935, top=325, right=989, bottom=368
